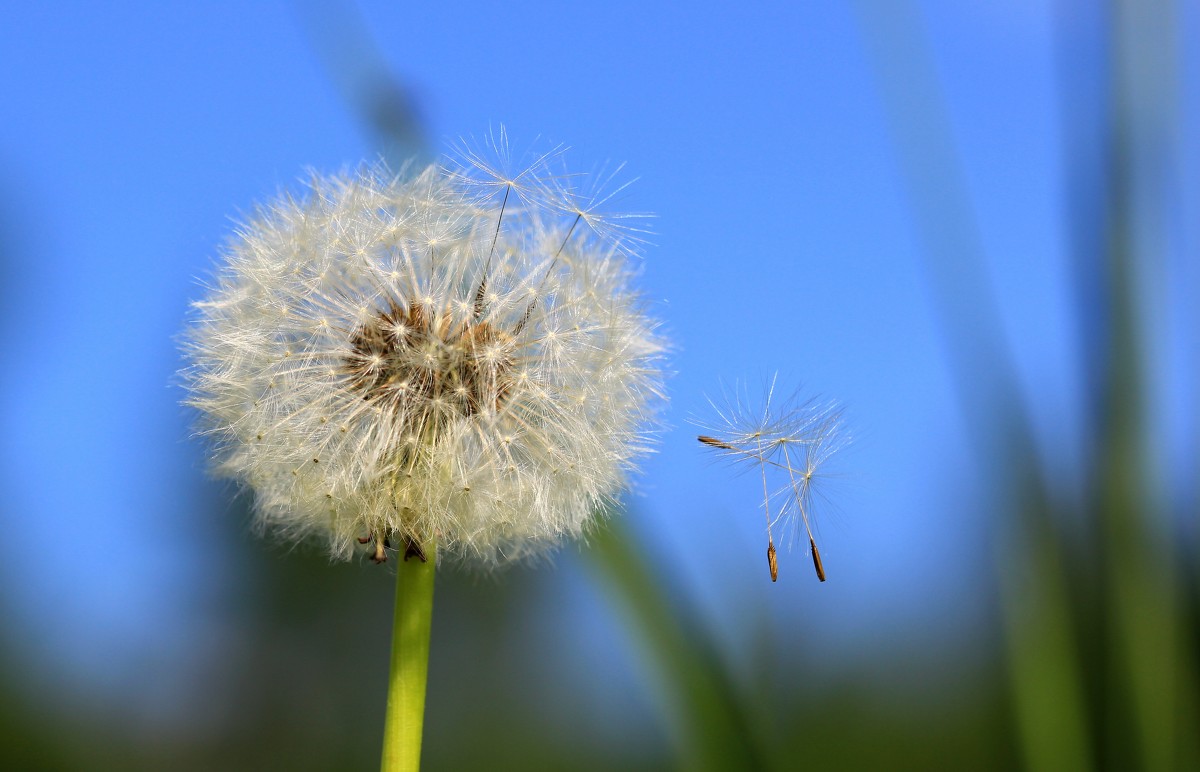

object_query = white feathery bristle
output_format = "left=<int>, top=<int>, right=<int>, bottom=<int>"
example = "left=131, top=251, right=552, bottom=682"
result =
left=183, top=147, right=665, bottom=567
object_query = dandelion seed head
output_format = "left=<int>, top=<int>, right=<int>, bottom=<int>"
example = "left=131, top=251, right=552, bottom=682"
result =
left=183, top=145, right=664, bottom=567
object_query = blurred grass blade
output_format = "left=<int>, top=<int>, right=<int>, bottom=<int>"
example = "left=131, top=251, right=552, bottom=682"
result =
left=997, top=478, right=1092, bottom=772
left=585, top=515, right=775, bottom=772
left=292, top=0, right=429, bottom=168
left=1098, top=1, right=1194, bottom=768
left=852, top=4, right=1092, bottom=768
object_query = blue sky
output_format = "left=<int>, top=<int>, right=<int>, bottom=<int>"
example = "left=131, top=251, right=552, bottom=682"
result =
left=1, top=0, right=1194, bottom=725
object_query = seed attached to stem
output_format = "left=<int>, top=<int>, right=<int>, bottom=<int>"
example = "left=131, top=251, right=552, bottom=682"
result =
left=402, top=534, right=427, bottom=563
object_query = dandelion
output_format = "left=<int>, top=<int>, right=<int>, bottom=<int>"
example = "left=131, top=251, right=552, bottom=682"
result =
left=183, top=145, right=664, bottom=568
left=181, top=139, right=663, bottom=770
left=696, top=379, right=847, bottom=583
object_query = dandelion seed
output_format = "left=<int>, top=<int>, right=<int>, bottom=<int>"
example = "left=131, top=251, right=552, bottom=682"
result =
left=183, top=143, right=665, bottom=567
left=695, top=378, right=847, bottom=582
left=809, top=537, right=826, bottom=583
left=697, top=435, right=735, bottom=450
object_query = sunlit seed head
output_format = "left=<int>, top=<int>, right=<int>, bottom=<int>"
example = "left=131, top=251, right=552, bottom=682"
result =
left=183, top=137, right=665, bottom=567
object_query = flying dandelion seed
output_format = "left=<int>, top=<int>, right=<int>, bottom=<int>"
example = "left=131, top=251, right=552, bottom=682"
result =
left=182, top=138, right=665, bottom=567
left=695, top=379, right=847, bottom=582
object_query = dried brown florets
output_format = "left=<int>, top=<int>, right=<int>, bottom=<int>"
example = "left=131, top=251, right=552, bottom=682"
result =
left=344, top=300, right=514, bottom=421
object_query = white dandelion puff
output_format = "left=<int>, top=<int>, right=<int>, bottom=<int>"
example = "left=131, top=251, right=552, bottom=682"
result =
left=183, top=148, right=665, bottom=568
left=695, top=378, right=848, bottom=582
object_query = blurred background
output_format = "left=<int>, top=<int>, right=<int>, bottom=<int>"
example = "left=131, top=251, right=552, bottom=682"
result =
left=1, top=1, right=1197, bottom=769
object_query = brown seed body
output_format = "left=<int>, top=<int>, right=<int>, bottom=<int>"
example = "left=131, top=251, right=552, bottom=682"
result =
left=697, top=435, right=735, bottom=450
left=810, top=537, right=826, bottom=582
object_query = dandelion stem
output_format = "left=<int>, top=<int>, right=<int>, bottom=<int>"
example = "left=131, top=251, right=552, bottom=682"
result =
left=381, top=541, right=437, bottom=772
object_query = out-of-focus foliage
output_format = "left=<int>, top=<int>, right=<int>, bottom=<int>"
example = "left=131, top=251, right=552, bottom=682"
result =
left=858, top=1, right=1200, bottom=770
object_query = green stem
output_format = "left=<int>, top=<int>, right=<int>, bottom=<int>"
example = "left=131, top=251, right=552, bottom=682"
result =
left=380, top=541, right=437, bottom=772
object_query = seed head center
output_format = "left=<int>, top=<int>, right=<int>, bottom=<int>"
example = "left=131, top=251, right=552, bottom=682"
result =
left=345, top=300, right=513, bottom=420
